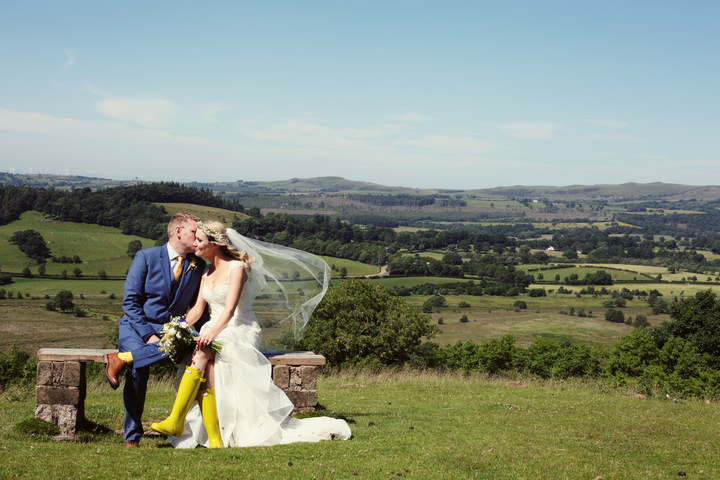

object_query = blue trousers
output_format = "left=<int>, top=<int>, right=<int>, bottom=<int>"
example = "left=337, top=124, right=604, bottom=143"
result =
left=118, top=322, right=167, bottom=442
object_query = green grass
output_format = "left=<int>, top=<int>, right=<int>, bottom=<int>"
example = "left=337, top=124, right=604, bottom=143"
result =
left=155, top=202, right=249, bottom=224
left=0, top=298, right=120, bottom=353
left=0, top=211, right=153, bottom=276
left=519, top=264, right=655, bottom=282
left=1, top=371, right=718, bottom=479
left=321, top=256, right=381, bottom=277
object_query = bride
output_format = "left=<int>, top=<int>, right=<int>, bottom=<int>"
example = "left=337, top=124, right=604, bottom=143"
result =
left=150, top=220, right=351, bottom=448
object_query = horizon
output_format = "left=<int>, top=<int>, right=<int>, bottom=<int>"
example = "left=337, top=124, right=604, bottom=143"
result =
left=3, top=170, right=716, bottom=192
left=1, top=2, right=718, bottom=189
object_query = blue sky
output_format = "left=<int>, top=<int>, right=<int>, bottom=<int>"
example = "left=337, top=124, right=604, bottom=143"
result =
left=0, top=1, right=718, bottom=189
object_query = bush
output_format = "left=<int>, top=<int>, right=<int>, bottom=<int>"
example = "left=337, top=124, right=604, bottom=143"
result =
left=513, top=300, right=527, bottom=310
left=0, top=346, right=38, bottom=388
left=605, top=308, right=625, bottom=323
left=459, top=315, right=469, bottom=323
left=458, top=301, right=471, bottom=308
left=521, top=340, right=601, bottom=379
left=297, top=280, right=438, bottom=368
left=606, top=329, right=659, bottom=378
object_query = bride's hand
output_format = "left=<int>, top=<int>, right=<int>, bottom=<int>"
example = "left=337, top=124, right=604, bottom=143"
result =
left=197, top=333, right=216, bottom=349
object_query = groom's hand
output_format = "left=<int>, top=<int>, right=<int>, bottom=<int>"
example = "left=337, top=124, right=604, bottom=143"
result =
left=146, top=334, right=160, bottom=344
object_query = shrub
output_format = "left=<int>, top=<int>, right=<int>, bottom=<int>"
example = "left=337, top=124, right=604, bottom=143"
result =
left=297, top=280, right=438, bottom=368
left=528, top=288, right=547, bottom=297
left=0, top=346, right=38, bottom=388
left=521, top=340, right=601, bottom=379
left=458, top=301, right=471, bottom=308
left=606, top=329, right=660, bottom=377
left=605, top=308, right=625, bottom=323
left=513, top=300, right=527, bottom=310
left=459, top=315, right=469, bottom=323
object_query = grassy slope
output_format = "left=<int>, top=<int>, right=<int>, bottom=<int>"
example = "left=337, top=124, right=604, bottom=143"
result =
left=1, top=372, right=718, bottom=479
left=154, top=202, right=249, bottom=223
left=0, top=211, right=153, bottom=276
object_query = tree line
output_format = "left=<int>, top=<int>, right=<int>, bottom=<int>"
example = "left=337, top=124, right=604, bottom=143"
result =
left=0, top=183, right=244, bottom=238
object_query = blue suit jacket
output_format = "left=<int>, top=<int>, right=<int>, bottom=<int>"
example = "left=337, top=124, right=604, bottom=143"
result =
left=120, top=244, right=207, bottom=343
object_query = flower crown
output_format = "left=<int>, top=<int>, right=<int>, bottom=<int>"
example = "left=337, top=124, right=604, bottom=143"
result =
left=196, top=221, right=230, bottom=243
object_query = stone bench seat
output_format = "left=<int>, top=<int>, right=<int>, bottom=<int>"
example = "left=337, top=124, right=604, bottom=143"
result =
left=36, top=347, right=326, bottom=436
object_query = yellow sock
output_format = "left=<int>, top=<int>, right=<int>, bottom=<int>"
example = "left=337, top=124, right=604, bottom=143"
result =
left=118, top=351, right=133, bottom=363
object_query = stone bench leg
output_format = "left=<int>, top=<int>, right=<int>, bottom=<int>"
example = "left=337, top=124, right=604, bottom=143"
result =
left=272, top=365, right=319, bottom=412
left=35, top=360, right=87, bottom=436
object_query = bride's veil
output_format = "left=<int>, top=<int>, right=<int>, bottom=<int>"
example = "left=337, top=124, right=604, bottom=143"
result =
left=226, top=228, right=330, bottom=350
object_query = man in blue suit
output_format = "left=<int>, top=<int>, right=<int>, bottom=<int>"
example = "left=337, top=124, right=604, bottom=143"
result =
left=104, top=212, right=208, bottom=447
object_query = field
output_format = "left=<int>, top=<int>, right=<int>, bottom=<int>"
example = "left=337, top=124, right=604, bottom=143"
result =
left=2, top=371, right=719, bottom=479
left=0, top=211, right=153, bottom=277
left=154, top=202, right=249, bottom=224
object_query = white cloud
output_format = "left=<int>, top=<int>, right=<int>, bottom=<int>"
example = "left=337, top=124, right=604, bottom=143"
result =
left=499, top=122, right=563, bottom=140
left=392, top=113, right=432, bottom=122
left=587, top=132, right=642, bottom=142
left=394, top=133, right=496, bottom=155
left=586, top=119, right=629, bottom=128
left=63, top=49, right=75, bottom=70
left=637, top=154, right=670, bottom=161
left=95, top=97, right=179, bottom=128
left=0, top=107, right=220, bottom=150
left=241, top=120, right=392, bottom=149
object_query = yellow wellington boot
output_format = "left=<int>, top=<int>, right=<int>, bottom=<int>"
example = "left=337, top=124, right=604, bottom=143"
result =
left=151, top=367, right=205, bottom=437
left=198, top=388, right=224, bottom=448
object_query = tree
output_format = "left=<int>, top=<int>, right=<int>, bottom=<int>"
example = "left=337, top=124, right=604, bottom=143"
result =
left=605, top=308, right=625, bottom=323
left=652, top=298, right=670, bottom=315
left=9, top=230, right=51, bottom=262
left=127, top=240, right=143, bottom=258
left=653, top=290, right=720, bottom=368
left=442, top=251, right=463, bottom=265
left=53, top=290, right=75, bottom=312
left=73, top=267, right=82, bottom=277
left=98, top=269, right=108, bottom=280
left=297, top=280, right=438, bottom=367
left=606, top=329, right=659, bottom=377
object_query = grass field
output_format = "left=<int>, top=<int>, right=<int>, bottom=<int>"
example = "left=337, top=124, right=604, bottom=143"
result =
left=0, top=211, right=153, bottom=277
left=1, top=371, right=718, bottom=479
left=154, top=202, right=249, bottom=224
left=321, top=256, right=382, bottom=277
left=519, top=264, right=656, bottom=282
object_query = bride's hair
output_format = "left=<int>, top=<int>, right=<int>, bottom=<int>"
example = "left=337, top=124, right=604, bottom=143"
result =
left=198, top=220, right=253, bottom=270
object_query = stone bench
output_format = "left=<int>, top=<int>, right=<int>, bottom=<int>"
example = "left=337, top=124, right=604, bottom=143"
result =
left=36, top=348, right=326, bottom=436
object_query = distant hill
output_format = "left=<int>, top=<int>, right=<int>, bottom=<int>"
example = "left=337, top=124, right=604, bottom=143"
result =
left=2, top=172, right=719, bottom=201
left=472, top=182, right=720, bottom=201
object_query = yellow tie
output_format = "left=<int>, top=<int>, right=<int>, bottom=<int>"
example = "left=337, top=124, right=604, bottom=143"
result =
left=173, top=256, right=184, bottom=280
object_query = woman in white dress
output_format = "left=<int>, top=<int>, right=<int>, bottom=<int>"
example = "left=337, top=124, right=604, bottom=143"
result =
left=151, top=221, right=351, bottom=448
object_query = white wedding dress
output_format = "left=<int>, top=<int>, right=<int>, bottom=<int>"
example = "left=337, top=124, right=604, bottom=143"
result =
left=169, top=261, right=351, bottom=448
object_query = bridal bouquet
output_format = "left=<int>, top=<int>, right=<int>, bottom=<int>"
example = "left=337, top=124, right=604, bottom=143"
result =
left=159, top=316, right=222, bottom=364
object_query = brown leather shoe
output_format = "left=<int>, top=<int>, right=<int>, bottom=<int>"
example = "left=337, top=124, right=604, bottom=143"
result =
left=104, top=352, right=127, bottom=390
left=124, top=440, right=139, bottom=448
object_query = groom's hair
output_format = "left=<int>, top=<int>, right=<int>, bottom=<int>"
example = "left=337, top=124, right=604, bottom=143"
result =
left=167, top=213, right=201, bottom=238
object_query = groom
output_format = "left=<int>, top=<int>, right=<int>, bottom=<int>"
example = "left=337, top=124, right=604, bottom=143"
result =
left=104, top=212, right=208, bottom=447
